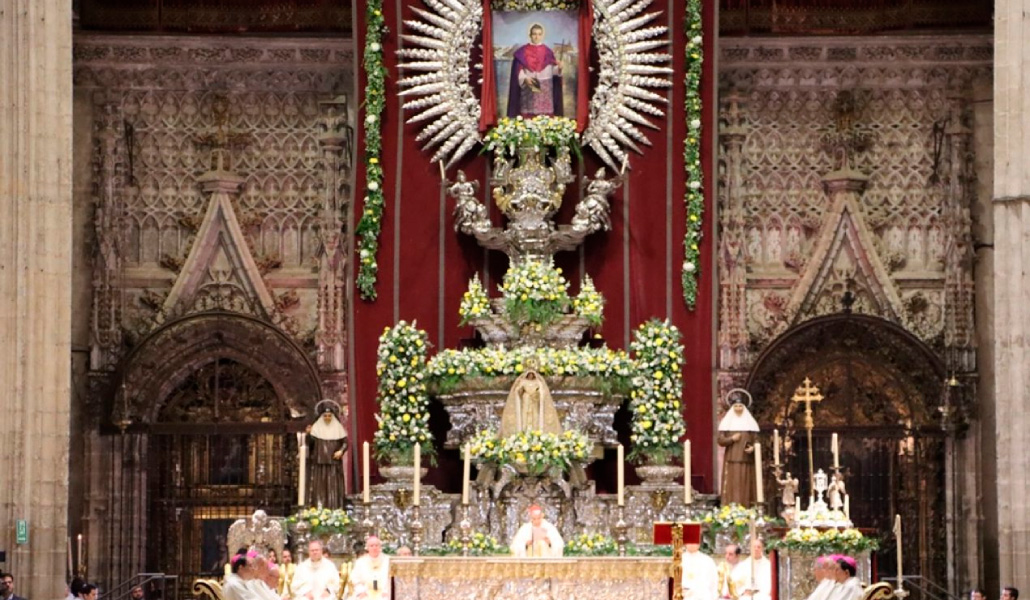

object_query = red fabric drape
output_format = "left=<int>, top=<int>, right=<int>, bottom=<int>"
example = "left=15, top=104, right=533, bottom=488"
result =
left=576, top=0, right=592, bottom=131
left=351, top=0, right=715, bottom=494
left=479, top=0, right=496, bottom=131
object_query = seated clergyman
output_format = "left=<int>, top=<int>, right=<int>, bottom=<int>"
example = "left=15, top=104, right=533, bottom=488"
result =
left=510, top=505, right=564, bottom=558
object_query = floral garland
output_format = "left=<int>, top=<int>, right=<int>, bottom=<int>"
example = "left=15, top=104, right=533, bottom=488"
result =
left=565, top=532, right=618, bottom=556
left=444, top=533, right=507, bottom=556
left=459, top=273, right=492, bottom=326
left=500, top=258, right=571, bottom=327
left=769, top=527, right=880, bottom=555
left=286, top=507, right=352, bottom=537
left=491, top=0, right=579, bottom=11
left=681, top=0, right=704, bottom=309
left=356, top=0, right=387, bottom=301
left=467, top=429, right=591, bottom=476
left=572, top=275, right=605, bottom=327
left=373, top=322, right=435, bottom=463
left=627, top=319, right=686, bottom=464
left=483, top=116, right=580, bottom=159
left=427, top=346, right=635, bottom=394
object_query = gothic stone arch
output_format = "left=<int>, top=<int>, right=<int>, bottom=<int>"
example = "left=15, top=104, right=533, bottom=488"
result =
left=113, top=311, right=322, bottom=425
left=746, top=313, right=948, bottom=586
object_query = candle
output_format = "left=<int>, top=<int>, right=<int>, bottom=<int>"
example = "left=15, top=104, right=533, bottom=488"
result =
left=413, top=443, right=421, bottom=506
left=754, top=442, right=764, bottom=505
left=617, top=444, right=625, bottom=506
left=894, top=514, right=903, bottom=587
left=362, top=441, right=371, bottom=504
left=794, top=496, right=801, bottom=515
left=67, top=537, right=73, bottom=576
left=773, top=430, right=780, bottom=465
left=832, top=433, right=839, bottom=468
left=844, top=494, right=850, bottom=519
left=297, top=433, right=307, bottom=506
left=77, top=534, right=83, bottom=568
left=684, top=440, right=692, bottom=504
left=462, top=445, right=471, bottom=505
left=749, top=519, right=757, bottom=584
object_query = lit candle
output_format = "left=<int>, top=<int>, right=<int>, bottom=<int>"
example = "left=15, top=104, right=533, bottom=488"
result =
left=617, top=444, right=625, bottom=507
left=895, top=514, right=903, bottom=587
left=462, top=444, right=471, bottom=505
left=362, top=441, right=371, bottom=504
left=77, top=534, right=83, bottom=568
left=832, top=433, right=839, bottom=468
left=413, top=443, right=421, bottom=506
left=754, top=442, right=764, bottom=505
left=298, top=433, right=307, bottom=506
left=773, top=430, right=780, bottom=465
left=844, top=494, right=850, bottom=519
left=684, top=440, right=692, bottom=505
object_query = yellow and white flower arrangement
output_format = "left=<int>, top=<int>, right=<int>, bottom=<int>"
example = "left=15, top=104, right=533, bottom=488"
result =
left=458, top=273, right=492, bottom=326
left=770, top=526, right=879, bottom=554
left=500, top=258, right=571, bottom=327
left=699, top=504, right=760, bottom=546
left=468, top=428, right=591, bottom=476
left=373, top=321, right=435, bottom=464
left=491, top=0, right=579, bottom=11
left=566, top=532, right=618, bottom=556
left=286, top=507, right=352, bottom=537
left=483, top=115, right=580, bottom=159
left=572, top=275, right=605, bottom=327
left=627, top=319, right=686, bottom=464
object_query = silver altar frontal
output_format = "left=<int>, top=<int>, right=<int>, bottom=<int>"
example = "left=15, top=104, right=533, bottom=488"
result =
left=391, top=556, right=672, bottom=600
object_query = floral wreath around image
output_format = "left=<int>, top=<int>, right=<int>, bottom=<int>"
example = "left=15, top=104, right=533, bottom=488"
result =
left=491, top=0, right=580, bottom=10
left=356, top=0, right=387, bottom=300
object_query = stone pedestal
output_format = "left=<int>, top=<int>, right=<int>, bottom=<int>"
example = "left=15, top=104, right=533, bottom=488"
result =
left=0, top=3, right=73, bottom=599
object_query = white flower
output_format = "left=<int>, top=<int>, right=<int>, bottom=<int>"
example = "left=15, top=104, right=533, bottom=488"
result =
left=369, top=42, right=381, bottom=52
left=689, top=119, right=701, bottom=130
left=689, top=180, right=701, bottom=190
left=368, top=181, right=380, bottom=191
left=683, top=261, right=696, bottom=273
left=366, top=114, right=377, bottom=125
left=692, top=36, right=702, bottom=45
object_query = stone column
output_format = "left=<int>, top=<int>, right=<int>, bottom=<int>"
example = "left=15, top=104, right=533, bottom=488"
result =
left=992, top=0, right=1030, bottom=592
left=0, top=2, right=73, bottom=599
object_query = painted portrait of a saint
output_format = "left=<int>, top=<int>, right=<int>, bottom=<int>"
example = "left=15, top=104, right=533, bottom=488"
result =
left=493, top=11, right=579, bottom=120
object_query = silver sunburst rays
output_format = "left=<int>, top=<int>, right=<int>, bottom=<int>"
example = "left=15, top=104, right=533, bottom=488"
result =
left=397, top=0, right=484, bottom=168
left=396, top=0, right=672, bottom=170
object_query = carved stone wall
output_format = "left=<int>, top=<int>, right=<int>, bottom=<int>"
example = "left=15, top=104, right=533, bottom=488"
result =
left=72, top=34, right=355, bottom=586
left=717, top=36, right=990, bottom=394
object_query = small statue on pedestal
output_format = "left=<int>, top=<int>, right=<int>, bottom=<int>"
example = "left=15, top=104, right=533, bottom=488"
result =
left=827, top=473, right=846, bottom=511
left=777, top=472, right=799, bottom=508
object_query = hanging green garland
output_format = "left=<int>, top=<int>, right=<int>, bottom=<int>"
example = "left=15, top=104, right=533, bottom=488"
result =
left=681, top=0, right=704, bottom=309
left=356, top=1, right=387, bottom=301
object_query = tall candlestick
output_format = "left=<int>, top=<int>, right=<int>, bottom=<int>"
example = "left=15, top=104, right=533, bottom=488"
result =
left=894, top=514, right=903, bottom=587
left=362, top=441, right=371, bottom=504
left=462, top=445, right=471, bottom=505
left=413, top=443, right=421, bottom=506
left=754, top=442, right=764, bottom=505
left=684, top=440, right=692, bottom=504
left=297, top=433, right=307, bottom=506
left=617, top=444, right=625, bottom=506
left=749, top=519, right=757, bottom=585
left=832, top=433, right=839, bottom=468
left=773, top=430, right=780, bottom=464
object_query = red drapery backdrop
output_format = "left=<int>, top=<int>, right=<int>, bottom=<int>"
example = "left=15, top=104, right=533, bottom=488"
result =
left=352, top=0, right=715, bottom=494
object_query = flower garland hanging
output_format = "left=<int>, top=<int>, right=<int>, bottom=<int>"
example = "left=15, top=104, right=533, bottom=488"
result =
left=681, top=0, right=704, bottom=309
left=356, top=0, right=387, bottom=301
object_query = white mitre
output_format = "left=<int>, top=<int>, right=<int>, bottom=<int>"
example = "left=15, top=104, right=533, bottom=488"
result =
left=718, top=404, right=760, bottom=432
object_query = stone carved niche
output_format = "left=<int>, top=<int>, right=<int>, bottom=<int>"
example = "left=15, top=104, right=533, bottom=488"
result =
left=715, top=36, right=988, bottom=401
left=76, top=35, right=356, bottom=413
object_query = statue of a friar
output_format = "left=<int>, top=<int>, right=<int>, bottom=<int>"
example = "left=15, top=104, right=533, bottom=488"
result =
left=306, top=400, right=348, bottom=508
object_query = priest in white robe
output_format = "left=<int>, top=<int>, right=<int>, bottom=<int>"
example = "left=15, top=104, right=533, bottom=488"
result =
left=511, top=505, right=565, bottom=557
left=731, top=538, right=773, bottom=600
left=805, top=556, right=838, bottom=600
left=291, top=540, right=341, bottom=600
left=680, top=524, right=719, bottom=600
left=346, top=536, right=391, bottom=599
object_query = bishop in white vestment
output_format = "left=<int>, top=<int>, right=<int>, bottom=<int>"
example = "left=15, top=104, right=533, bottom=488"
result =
left=347, top=536, right=391, bottom=600
left=731, top=540, right=773, bottom=600
left=681, top=543, right=719, bottom=600
left=511, top=505, right=565, bottom=557
left=291, top=541, right=341, bottom=600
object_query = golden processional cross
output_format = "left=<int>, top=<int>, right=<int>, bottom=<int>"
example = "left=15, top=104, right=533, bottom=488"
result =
left=791, top=377, right=824, bottom=498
